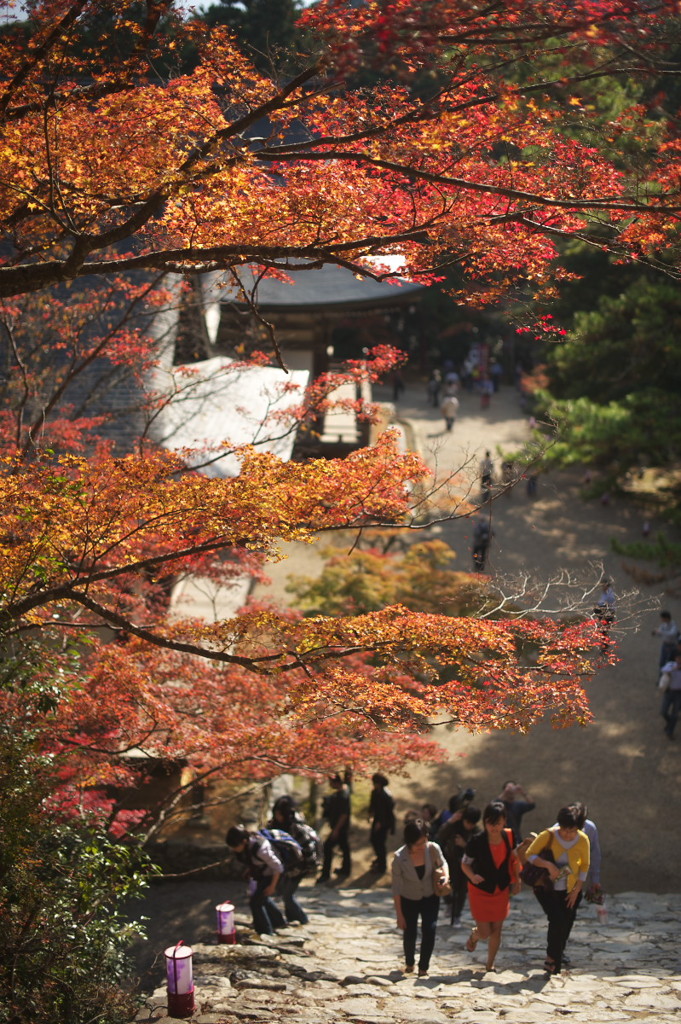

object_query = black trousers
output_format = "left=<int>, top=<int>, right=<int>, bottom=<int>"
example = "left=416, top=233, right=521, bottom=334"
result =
left=449, top=859, right=468, bottom=922
left=534, top=888, right=582, bottom=970
left=370, top=821, right=389, bottom=871
left=401, top=894, right=440, bottom=972
left=322, top=827, right=351, bottom=876
left=250, top=878, right=287, bottom=935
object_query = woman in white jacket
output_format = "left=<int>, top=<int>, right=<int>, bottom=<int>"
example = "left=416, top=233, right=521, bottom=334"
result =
left=392, top=818, right=449, bottom=977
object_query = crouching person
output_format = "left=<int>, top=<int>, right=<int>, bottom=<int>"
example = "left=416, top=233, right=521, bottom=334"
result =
left=226, top=824, right=288, bottom=936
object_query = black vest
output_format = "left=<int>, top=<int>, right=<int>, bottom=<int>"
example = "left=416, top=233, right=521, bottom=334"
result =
left=465, top=829, right=513, bottom=893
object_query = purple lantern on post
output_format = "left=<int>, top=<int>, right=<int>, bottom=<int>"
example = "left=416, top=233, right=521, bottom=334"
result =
left=164, top=941, right=195, bottom=1018
left=216, top=900, right=237, bottom=944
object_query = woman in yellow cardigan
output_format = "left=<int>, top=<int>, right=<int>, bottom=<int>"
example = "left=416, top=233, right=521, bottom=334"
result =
left=525, top=805, right=590, bottom=974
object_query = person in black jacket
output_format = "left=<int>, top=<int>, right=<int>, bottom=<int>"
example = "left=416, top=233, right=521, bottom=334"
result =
left=317, top=773, right=352, bottom=882
left=460, top=801, right=521, bottom=972
left=436, top=805, right=482, bottom=926
left=368, top=773, right=396, bottom=874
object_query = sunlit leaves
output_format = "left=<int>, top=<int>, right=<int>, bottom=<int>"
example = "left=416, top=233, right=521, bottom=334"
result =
left=0, top=0, right=678, bottom=300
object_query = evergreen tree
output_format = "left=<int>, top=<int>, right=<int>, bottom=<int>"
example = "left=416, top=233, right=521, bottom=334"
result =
left=201, top=0, right=306, bottom=73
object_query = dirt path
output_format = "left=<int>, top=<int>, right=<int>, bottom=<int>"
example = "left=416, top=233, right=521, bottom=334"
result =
left=251, top=380, right=679, bottom=894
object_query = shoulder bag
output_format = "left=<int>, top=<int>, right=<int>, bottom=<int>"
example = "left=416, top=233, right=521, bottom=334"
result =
left=519, top=839, right=556, bottom=890
left=429, top=842, right=452, bottom=897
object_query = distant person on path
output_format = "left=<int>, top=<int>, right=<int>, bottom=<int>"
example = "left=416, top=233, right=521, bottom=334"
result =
left=480, top=451, right=494, bottom=488
left=652, top=610, right=680, bottom=669
left=659, top=648, right=681, bottom=740
left=392, top=818, right=449, bottom=977
left=317, top=773, right=352, bottom=882
left=419, top=802, right=439, bottom=838
left=426, top=370, right=441, bottom=407
left=461, top=801, right=521, bottom=973
left=436, top=805, right=482, bottom=927
left=593, top=578, right=616, bottom=654
left=480, top=451, right=494, bottom=502
left=497, top=780, right=536, bottom=845
left=226, top=824, right=288, bottom=936
left=472, top=517, right=492, bottom=572
left=431, top=788, right=476, bottom=833
left=524, top=805, right=590, bottom=974
left=391, top=370, right=405, bottom=402
left=597, top=579, right=616, bottom=611
left=480, top=377, right=494, bottom=409
left=368, top=773, right=396, bottom=874
left=501, top=461, right=515, bottom=492
left=441, top=393, right=460, bottom=432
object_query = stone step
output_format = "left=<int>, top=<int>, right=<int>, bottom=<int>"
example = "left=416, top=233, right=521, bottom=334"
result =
left=133, top=888, right=681, bottom=1024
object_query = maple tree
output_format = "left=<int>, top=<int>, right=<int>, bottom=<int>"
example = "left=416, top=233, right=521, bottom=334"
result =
left=5, top=5, right=671, bottom=1017
left=287, top=535, right=491, bottom=617
left=0, top=0, right=673, bottom=835
left=486, top=14, right=681, bottom=490
left=0, top=0, right=679, bottom=303
left=0, top=0, right=678, bottom=819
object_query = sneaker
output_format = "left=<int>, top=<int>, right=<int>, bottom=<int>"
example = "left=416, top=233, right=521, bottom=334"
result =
left=403, top=964, right=414, bottom=974
left=451, top=917, right=462, bottom=928
left=418, top=969, right=429, bottom=978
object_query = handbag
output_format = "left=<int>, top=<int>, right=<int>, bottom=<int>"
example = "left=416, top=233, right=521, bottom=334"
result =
left=515, top=832, right=537, bottom=867
left=519, top=843, right=555, bottom=890
left=429, top=843, right=452, bottom=896
left=658, top=670, right=671, bottom=690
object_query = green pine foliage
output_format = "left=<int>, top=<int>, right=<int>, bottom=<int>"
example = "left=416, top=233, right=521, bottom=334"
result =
left=531, top=276, right=681, bottom=487
left=201, top=0, right=307, bottom=73
left=548, top=277, right=681, bottom=404
left=611, top=532, right=681, bottom=567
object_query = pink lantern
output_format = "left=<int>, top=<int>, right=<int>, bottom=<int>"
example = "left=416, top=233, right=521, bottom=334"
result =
left=215, top=901, right=237, bottom=944
left=164, top=941, right=194, bottom=1018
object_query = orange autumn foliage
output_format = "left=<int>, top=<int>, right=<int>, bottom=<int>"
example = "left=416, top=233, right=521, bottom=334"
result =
left=2, top=0, right=670, bottom=835
left=0, top=1, right=678, bottom=303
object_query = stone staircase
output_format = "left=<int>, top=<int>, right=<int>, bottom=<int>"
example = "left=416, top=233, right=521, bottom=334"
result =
left=133, top=886, right=680, bottom=1023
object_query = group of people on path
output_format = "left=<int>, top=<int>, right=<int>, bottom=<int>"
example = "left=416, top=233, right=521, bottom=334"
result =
left=392, top=796, right=600, bottom=977
left=426, top=354, right=501, bottom=418
left=225, top=771, right=356, bottom=935
left=226, top=772, right=602, bottom=982
left=226, top=793, right=320, bottom=935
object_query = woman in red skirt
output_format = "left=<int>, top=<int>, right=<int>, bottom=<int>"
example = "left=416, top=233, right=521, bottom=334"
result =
left=461, top=801, right=521, bottom=971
